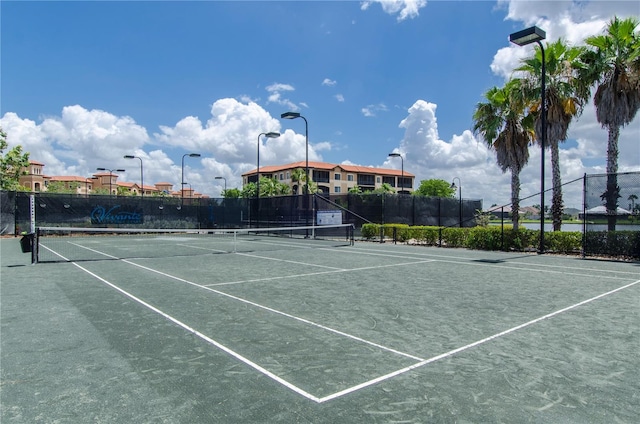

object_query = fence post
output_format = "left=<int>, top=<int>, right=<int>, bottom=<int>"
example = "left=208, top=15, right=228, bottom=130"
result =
left=582, top=173, right=587, bottom=258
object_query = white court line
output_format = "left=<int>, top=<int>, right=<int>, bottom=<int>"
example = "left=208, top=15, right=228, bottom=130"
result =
left=236, top=252, right=344, bottom=270
left=344, top=246, right=634, bottom=282
left=177, top=243, right=230, bottom=254
left=44, top=241, right=640, bottom=403
left=317, top=278, right=640, bottom=403
left=351, top=245, right=639, bottom=277
left=47, top=251, right=323, bottom=403
left=204, top=259, right=435, bottom=287
left=121, top=259, right=425, bottom=362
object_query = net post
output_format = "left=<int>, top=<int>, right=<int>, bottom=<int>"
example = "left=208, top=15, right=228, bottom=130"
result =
left=31, top=228, right=39, bottom=264
left=29, top=194, right=36, bottom=234
left=233, top=229, right=237, bottom=253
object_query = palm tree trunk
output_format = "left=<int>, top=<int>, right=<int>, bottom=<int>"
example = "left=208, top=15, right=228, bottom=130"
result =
left=550, top=141, right=564, bottom=231
left=511, top=171, right=520, bottom=231
left=605, top=126, right=620, bottom=231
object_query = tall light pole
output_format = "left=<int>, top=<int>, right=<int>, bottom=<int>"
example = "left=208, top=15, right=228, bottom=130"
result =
left=388, top=153, right=404, bottom=194
left=451, top=177, right=462, bottom=228
left=123, top=155, right=143, bottom=197
left=214, top=176, right=227, bottom=195
left=96, top=167, right=125, bottom=196
left=281, top=112, right=310, bottom=230
left=510, top=25, right=546, bottom=254
left=181, top=153, right=201, bottom=207
left=256, top=132, right=281, bottom=228
left=280, top=112, right=309, bottom=227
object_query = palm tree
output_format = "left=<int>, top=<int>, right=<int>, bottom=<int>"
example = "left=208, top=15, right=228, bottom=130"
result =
left=628, top=194, right=638, bottom=212
left=473, top=79, right=534, bottom=230
left=583, top=17, right=640, bottom=230
left=516, top=39, right=590, bottom=231
left=290, top=168, right=306, bottom=195
left=259, top=176, right=278, bottom=197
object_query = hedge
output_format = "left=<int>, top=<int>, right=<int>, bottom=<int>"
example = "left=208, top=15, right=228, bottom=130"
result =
left=361, top=223, right=584, bottom=254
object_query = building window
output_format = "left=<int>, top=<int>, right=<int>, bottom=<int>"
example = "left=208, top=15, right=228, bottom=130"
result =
left=383, top=176, right=395, bottom=186
left=286, top=172, right=290, bottom=179
left=334, top=173, right=341, bottom=180
left=376, top=176, right=381, bottom=183
left=399, top=177, right=412, bottom=189
left=347, top=174, right=354, bottom=182
left=334, top=186, right=341, bottom=193
left=313, top=170, right=330, bottom=183
left=279, top=173, right=284, bottom=180
left=357, top=174, right=375, bottom=186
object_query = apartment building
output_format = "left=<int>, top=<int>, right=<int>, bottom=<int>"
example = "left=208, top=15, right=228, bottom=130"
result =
left=18, top=160, right=206, bottom=198
left=242, top=161, right=414, bottom=195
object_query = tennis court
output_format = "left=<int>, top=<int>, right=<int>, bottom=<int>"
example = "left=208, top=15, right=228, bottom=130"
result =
left=1, top=230, right=638, bottom=423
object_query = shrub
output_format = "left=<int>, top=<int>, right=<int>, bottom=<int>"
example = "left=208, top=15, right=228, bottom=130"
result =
left=546, top=231, right=582, bottom=254
left=467, top=226, right=504, bottom=250
left=361, top=223, right=380, bottom=240
left=402, top=226, right=440, bottom=245
left=441, top=227, right=468, bottom=248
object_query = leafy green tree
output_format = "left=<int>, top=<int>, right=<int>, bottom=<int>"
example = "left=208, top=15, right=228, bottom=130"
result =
left=348, top=185, right=362, bottom=194
left=517, top=40, right=590, bottom=231
left=247, top=177, right=293, bottom=198
left=241, top=182, right=257, bottom=198
left=0, top=128, right=30, bottom=191
left=92, top=187, right=110, bottom=195
left=223, top=188, right=241, bottom=198
left=117, top=186, right=132, bottom=196
left=473, top=79, right=534, bottom=230
left=583, top=16, right=640, bottom=230
left=46, top=181, right=81, bottom=194
left=259, top=176, right=291, bottom=197
left=373, top=182, right=394, bottom=194
left=414, top=179, right=455, bottom=197
left=44, top=181, right=67, bottom=193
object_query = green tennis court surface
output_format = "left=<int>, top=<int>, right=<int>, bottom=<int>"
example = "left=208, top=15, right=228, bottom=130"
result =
left=2, top=237, right=638, bottom=423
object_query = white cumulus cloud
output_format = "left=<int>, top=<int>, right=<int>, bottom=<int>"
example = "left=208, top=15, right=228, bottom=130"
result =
left=361, top=0, right=427, bottom=22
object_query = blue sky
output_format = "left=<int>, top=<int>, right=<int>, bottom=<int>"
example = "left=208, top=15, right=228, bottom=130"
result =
left=2, top=0, right=639, bottom=209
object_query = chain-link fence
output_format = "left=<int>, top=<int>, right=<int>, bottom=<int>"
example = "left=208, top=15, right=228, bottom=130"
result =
left=583, top=172, right=640, bottom=259
left=4, top=191, right=481, bottom=235
left=5, top=177, right=638, bottom=259
left=313, top=194, right=481, bottom=228
left=1, top=191, right=16, bottom=235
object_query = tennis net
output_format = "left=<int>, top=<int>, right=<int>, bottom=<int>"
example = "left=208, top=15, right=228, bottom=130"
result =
left=34, top=224, right=354, bottom=263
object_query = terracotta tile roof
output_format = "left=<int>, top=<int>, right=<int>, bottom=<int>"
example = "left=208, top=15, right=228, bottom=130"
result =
left=93, top=172, right=124, bottom=177
left=243, top=161, right=414, bottom=177
left=49, top=175, right=92, bottom=182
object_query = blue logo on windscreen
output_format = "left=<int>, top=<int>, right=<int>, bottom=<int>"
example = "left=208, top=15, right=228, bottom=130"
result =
left=91, top=205, right=143, bottom=224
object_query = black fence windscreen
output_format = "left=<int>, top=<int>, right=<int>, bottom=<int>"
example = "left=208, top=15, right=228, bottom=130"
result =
left=8, top=192, right=481, bottom=233
left=4, top=173, right=639, bottom=259
left=1, top=191, right=16, bottom=235
left=583, top=172, right=640, bottom=259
